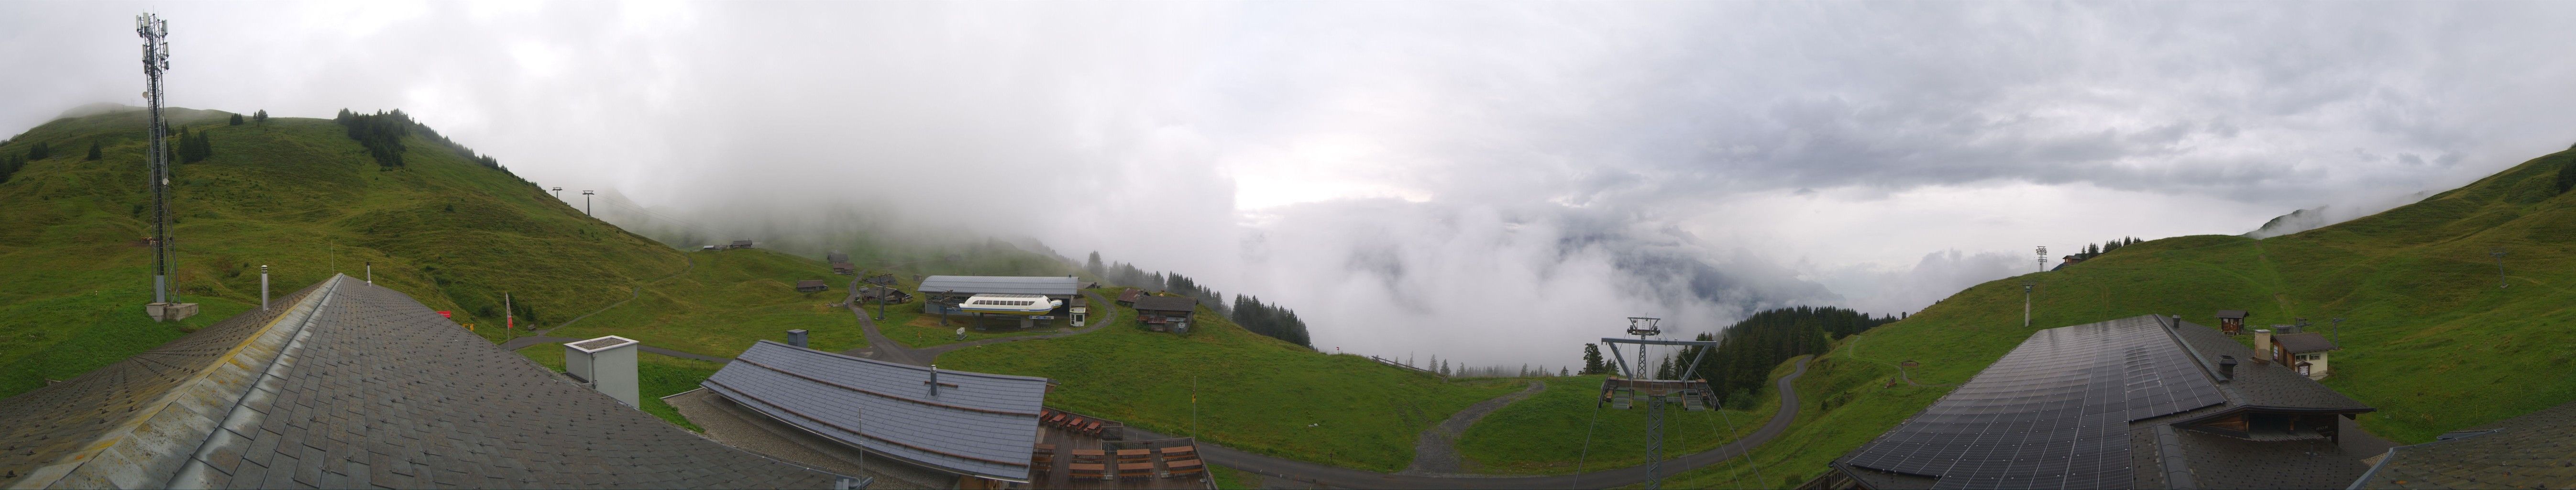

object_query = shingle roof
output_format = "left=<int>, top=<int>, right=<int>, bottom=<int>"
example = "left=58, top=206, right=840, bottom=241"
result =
left=0, top=275, right=847, bottom=489
left=1131, top=296, right=1197, bottom=313
left=2273, top=332, right=2337, bottom=354
left=915, top=276, right=1079, bottom=298
left=1117, top=289, right=1143, bottom=302
left=703, top=341, right=1048, bottom=482
left=2356, top=400, right=2576, bottom=489
left=2168, top=323, right=2370, bottom=411
left=2215, top=310, right=2249, bottom=319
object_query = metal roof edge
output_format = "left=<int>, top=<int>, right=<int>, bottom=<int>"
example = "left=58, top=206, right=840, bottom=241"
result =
left=702, top=379, right=1033, bottom=483
left=745, top=340, right=1053, bottom=383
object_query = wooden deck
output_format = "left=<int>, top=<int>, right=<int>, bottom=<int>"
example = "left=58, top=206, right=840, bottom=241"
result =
left=1027, top=423, right=1214, bottom=490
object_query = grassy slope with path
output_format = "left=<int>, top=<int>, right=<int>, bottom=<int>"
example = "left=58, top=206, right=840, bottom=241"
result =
left=1453, top=373, right=1780, bottom=475
left=1674, top=147, right=2576, bottom=487
left=937, top=301, right=1526, bottom=473
left=0, top=108, right=686, bottom=397
left=545, top=248, right=868, bottom=356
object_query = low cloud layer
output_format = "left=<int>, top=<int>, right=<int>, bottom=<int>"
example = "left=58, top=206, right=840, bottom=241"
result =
left=7, top=2, right=2576, bottom=365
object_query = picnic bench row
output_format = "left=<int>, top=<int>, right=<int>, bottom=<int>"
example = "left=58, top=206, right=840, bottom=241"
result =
left=1042, top=408, right=1110, bottom=436
left=1033, top=444, right=1203, bottom=481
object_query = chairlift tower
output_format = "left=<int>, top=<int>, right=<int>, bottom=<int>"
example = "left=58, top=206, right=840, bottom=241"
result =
left=582, top=190, right=595, bottom=216
left=1597, top=317, right=1722, bottom=490
left=138, top=13, right=174, bottom=304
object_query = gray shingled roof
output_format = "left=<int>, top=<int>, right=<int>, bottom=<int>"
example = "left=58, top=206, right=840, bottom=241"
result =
left=703, top=341, right=1048, bottom=482
left=2356, top=399, right=2576, bottom=489
left=1131, top=296, right=1197, bottom=313
left=0, top=275, right=847, bottom=489
left=2168, top=322, right=2370, bottom=411
left=2273, top=332, right=2337, bottom=354
left=2216, top=310, right=2248, bottom=319
left=914, top=276, right=1079, bottom=298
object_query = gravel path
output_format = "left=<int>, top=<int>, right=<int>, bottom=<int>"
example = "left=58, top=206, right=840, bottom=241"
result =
left=1399, top=380, right=1548, bottom=476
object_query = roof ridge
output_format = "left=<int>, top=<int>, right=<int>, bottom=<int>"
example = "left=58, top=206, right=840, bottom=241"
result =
left=13, top=275, right=349, bottom=489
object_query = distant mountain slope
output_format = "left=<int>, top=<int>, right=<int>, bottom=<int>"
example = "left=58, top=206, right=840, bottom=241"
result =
left=1675, top=146, right=2576, bottom=487
left=0, top=107, right=686, bottom=396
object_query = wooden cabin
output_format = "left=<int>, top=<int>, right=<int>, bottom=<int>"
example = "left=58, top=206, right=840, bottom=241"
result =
left=1115, top=288, right=1143, bottom=307
left=2215, top=309, right=2249, bottom=335
left=1132, top=296, right=1197, bottom=334
left=794, top=279, right=829, bottom=293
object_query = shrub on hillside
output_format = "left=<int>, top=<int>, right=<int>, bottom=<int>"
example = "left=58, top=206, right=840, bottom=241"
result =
left=26, top=141, right=49, bottom=160
left=252, top=110, right=268, bottom=123
left=0, top=153, right=22, bottom=183
left=228, top=113, right=244, bottom=125
left=85, top=141, right=101, bottom=160
left=2559, top=158, right=2576, bottom=195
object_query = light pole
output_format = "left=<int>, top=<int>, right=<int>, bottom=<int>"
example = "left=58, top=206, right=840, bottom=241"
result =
left=2020, top=279, right=2036, bottom=327
left=581, top=190, right=595, bottom=215
left=260, top=265, right=269, bottom=311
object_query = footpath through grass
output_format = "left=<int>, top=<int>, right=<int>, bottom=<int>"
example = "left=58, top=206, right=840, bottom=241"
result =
left=938, top=303, right=1523, bottom=473
left=1456, top=371, right=1782, bottom=475
left=548, top=249, right=866, bottom=358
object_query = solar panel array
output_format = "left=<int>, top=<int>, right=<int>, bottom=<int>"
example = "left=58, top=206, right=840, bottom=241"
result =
left=1841, top=315, right=2226, bottom=489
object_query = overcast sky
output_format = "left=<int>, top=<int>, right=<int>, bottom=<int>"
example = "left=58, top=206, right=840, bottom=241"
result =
left=7, top=1, right=2575, bottom=366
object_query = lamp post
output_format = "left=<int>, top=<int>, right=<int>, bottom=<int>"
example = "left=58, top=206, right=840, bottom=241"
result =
left=2020, top=279, right=2036, bottom=327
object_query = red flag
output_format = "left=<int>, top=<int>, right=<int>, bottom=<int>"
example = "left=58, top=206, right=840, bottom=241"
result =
left=436, top=311, right=452, bottom=318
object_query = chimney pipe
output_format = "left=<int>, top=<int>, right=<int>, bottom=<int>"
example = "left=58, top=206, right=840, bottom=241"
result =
left=2218, top=356, right=2237, bottom=382
left=787, top=329, right=808, bottom=348
left=928, top=364, right=940, bottom=396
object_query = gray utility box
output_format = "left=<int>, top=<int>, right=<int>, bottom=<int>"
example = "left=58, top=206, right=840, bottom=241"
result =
left=144, top=302, right=199, bottom=322
left=566, top=335, right=641, bottom=408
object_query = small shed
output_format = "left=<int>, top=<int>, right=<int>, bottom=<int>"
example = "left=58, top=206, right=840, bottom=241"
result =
left=1132, top=296, right=1197, bottom=333
left=2270, top=332, right=2337, bottom=379
left=831, top=262, right=857, bottom=275
left=794, top=280, right=829, bottom=293
left=730, top=240, right=756, bottom=249
left=2215, top=310, right=2249, bottom=335
left=1068, top=298, right=1090, bottom=327
left=857, top=285, right=912, bottom=303
left=1115, top=288, right=1143, bottom=307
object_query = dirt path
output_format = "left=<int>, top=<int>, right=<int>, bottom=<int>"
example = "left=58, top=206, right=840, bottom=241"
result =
left=1398, top=380, right=1546, bottom=476
left=1141, top=356, right=1812, bottom=489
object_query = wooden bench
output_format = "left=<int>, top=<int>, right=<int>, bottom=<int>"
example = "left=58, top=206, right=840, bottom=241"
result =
left=1158, top=445, right=1197, bottom=458
left=1164, top=458, right=1205, bottom=477
left=1080, top=420, right=1103, bottom=435
left=1115, top=460, right=1155, bottom=480
left=1115, top=448, right=1152, bottom=464
left=1068, top=463, right=1107, bottom=480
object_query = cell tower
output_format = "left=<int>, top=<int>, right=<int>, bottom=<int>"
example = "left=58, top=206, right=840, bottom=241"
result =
left=1593, top=316, right=1724, bottom=490
left=139, top=13, right=175, bottom=305
left=2035, top=245, right=2048, bottom=271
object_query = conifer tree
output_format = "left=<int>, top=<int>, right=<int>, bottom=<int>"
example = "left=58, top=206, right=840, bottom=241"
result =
left=1581, top=344, right=1606, bottom=375
left=86, top=140, right=101, bottom=160
left=253, top=110, right=268, bottom=123
left=229, top=113, right=244, bottom=125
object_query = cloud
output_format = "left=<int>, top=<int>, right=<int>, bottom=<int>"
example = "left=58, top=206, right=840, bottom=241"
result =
left=7, top=2, right=2576, bottom=366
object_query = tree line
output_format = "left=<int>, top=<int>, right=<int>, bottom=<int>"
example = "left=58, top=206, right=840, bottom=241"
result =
left=1579, top=305, right=1897, bottom=408
left=1086, top=251, right=1316, bottom=348
left=2072, top=236, right=2143, bottom=261
left=333, top=109, right=523, bottom=181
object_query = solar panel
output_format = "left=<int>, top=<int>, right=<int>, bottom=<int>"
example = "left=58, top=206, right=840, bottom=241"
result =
left=1841, top=315, right=2225, bottom=490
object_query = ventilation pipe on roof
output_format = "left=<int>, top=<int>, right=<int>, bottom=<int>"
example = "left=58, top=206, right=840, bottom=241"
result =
left=566, top=335, right=641, bottom=407
left=2218, top=356, right=2237, bottom=382
left=928, top=364, right=940, bottom=396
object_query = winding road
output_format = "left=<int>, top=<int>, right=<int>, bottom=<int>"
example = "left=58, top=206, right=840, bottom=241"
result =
left=1134, top=356, right=1813, bottom=489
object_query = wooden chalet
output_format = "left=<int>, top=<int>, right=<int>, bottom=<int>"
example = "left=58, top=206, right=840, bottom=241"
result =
left=794, top=279, right=829, bottom=293
left=1131, top=296, right=1196, bottom=333
left=2215, top=309, right=2249, bottom=335
left=1115, top=289, right=1143, bottom=307
left=832, top=262, right=857, bottom=275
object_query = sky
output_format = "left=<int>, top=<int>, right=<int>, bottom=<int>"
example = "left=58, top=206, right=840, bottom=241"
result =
left=6, top=1, right=2575, bottom=367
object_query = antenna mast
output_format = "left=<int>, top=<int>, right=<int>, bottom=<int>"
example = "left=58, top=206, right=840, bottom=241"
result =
left=138, top=12, right=174, bottom=304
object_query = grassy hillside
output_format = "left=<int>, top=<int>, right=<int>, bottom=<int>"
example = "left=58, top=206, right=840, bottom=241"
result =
left=0, top=107, right=687, bottom=397
left=1454, top=361, right=1793, bottom=475
left=1715, top=147, right=2576, bottom=487
left=937, top=299, right=1527, bottom=473
left=545, top=248, right=868, bottom=357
